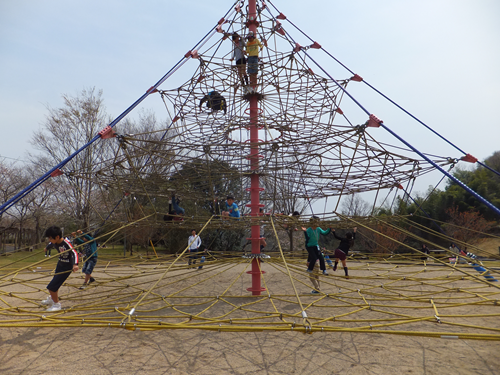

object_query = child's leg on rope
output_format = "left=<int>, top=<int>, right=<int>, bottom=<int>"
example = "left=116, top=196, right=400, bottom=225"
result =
left=341, top=259, right=349, bottom=278
left=317, top=247, right=326, bottom=271
left=333, top=259, right=339, bottom=271
left=310, top=274, right=320, bottom=291
left=306, top=246, right=318, bottom=272
left=237, top=64, right=249, bottom=86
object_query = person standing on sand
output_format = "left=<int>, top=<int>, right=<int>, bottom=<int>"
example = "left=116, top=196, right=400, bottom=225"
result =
left=188, top=229, right=202, bottom=267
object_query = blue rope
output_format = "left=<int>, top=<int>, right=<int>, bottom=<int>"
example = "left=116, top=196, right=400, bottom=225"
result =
left=1, top=1, right=240, bottom=216
left=265, top=0, right=500, bottom=180
left=0, top=174, right=51, bottom=214
left=263, top=1, right=500, bottom=217
left=380, top=123, right=500, bottom=217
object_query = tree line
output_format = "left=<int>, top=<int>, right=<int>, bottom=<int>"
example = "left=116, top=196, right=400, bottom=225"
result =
left=0, top=88, right=498, bottom=254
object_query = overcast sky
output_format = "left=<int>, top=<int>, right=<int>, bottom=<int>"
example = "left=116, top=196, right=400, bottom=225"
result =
left=1, top=0, right=499, bottom=199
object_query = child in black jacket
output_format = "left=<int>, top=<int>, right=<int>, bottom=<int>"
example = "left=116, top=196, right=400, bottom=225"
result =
left=332, top=227, right=357, bottom=279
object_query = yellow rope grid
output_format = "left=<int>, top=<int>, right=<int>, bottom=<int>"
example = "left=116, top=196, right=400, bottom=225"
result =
left=2, top=4, right=500, bottom=341
left=1, top=213, right=500, bottom=341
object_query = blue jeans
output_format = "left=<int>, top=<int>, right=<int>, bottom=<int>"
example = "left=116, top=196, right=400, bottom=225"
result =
left=82, top=257, right=97, bottom=275
left=247, top=56, right=258, bottom=74
left=188, top=248, right=198, bottom=264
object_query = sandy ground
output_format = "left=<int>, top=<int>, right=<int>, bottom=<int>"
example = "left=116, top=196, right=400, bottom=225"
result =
left=1, top=259, right=500, bottom=374
left=1, top=326, right=499, bottom=375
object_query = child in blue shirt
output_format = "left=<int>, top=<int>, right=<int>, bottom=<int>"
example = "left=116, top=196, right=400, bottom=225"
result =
left=222, top=196, right=240, bottom=218
left=72, top=229, right=98, bottom=289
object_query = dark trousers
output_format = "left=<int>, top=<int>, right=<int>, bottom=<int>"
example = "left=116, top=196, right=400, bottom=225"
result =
left=188, top=248, right=198, bottom=264
left=306, top=245, right=326, bottom=271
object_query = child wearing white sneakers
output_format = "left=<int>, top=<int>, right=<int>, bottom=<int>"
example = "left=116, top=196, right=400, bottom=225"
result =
left=40, top=226, right=79, bottom=312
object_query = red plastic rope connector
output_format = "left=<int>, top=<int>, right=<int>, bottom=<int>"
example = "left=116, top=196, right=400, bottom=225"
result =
left=335, top=108, right=344, bottom=115
left=50, top=169, right=63, bottom=177
left=147, top=86, right=158, bottom=94
left=98, top=126, right=116, bottom=139
left=274, top=22, right=285, bottom=36
left=461, top=153, right=478, bottom=163
left=277, top=13, right=286, bottom=20
left=367, top=114, right=382, bottom=127
left=310, top=41, right=321, bottom=49
left=293, top=43, right=302, bottom=53
left=184, top=50, right=199, bottom=59
left=396, top=183, right=404, bottom=190
left=350, top=74, right=363, bottom=82
left=308, top=68, right=314, bottom=75
left=218, top=18, right=225, bottom=25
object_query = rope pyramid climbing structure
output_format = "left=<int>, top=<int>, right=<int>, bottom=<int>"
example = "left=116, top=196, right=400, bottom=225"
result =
left=1, top=0, right=500, bottom=339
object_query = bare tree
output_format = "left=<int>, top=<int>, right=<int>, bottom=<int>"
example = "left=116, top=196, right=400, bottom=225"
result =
left=444, top=206, right=493, bottom=245
left=30, top=87, right=113, bottom=229
left=25, top=165, right=57, bottom=244
left=0, top=162, right=24, bottom=249
left=341, top=193, right=371, bottom=217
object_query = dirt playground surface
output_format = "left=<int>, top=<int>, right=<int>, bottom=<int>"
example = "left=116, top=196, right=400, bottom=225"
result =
left=1, top=260, right=500, bottom=374
left=2, top=326, right=499, bottom=374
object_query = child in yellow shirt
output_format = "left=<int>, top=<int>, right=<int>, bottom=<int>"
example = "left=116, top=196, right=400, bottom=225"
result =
left=245, top=31, right=263, bottom=90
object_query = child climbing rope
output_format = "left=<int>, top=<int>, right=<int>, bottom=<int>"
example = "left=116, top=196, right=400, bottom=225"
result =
left=331, top=227, right=357, bottom=279
left=199, top=91, right=227, bottom=115
left=72, top=229, right=98, bottom=289
left=231, top=33, right=249, bottom=93
left=245, top=31, right=263, bottom=92
left=303, top=222, right=320, bottom=293
left=302, top=216, right=331, bottom=279
left=40, top=226, right=79, bottom=312
left=222, top=195, right=240, bottom=219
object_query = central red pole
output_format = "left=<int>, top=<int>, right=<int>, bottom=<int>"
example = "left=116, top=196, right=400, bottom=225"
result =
left=245, top=0, right=265, bottom=295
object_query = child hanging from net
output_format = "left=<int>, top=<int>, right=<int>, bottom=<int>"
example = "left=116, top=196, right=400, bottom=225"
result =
left=199, top=90, right=227, bottom=115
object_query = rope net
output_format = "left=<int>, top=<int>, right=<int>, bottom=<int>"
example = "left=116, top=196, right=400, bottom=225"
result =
left=1, top=1, right=499, bottom=340
left=1, top=215, right=500, bottom=339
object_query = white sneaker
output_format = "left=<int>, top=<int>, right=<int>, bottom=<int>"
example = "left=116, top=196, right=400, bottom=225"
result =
left=41, top=296, right=53, bottom=306
left=45, top=255, right=47, bottom=257
left=46, top=302, right=61, bottom=312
